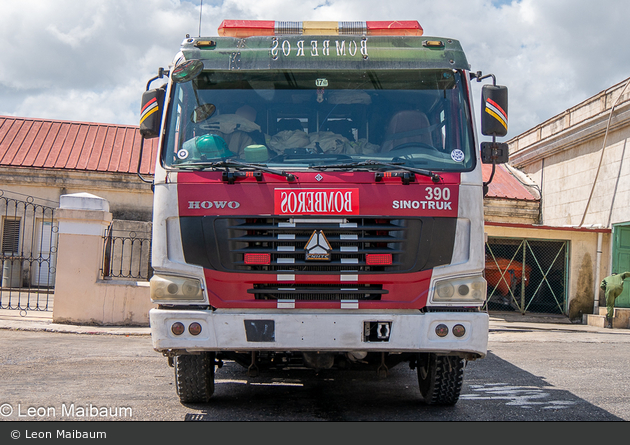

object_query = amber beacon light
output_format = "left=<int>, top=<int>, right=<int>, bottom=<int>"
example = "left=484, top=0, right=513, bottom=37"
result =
left=218, top=20, right=424, bottom=37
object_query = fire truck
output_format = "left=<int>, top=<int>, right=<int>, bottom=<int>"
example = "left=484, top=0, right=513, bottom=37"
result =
left=139, top=20, right=509, bottom=406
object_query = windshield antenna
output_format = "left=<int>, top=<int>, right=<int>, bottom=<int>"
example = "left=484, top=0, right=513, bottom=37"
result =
left=198, top=0, right=203, bottom=36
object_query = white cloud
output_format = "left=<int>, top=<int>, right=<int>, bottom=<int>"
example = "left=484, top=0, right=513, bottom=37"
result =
left=1, top=0, right=629, bottom=138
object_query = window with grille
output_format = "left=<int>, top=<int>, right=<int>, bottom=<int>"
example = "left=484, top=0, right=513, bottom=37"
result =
left=2, top=218, right=21, bottom=254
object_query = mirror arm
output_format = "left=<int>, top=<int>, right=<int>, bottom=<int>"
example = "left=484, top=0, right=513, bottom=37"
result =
left=474, top=71, right=497, bottom=86
left=482, top=136, right=497, bottom=196
left=146, top=68, right=169, bottom=90
left=137, top=138, right=154, bottom=185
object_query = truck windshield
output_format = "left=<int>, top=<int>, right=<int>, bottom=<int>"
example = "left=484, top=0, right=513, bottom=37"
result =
left=163, top=69, right=475, bottom=171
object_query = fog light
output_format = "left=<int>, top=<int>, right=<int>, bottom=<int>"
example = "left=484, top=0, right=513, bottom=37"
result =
left=436, top=283, right=454, bottom=299
left=435, top=323, right=449, bottom=337
left=171, top=322, right=185, bottom=336
left=452, top=324, right=466, bottom=338
left=188, top=322, right=202, bottom=336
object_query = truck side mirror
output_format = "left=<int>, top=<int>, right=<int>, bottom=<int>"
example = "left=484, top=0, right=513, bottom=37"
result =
left=481, top=84, right=508, bottom=137
left=139, top=86, right=166, bottom=139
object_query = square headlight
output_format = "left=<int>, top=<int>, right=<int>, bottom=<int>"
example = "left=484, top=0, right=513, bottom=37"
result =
left=150, top=275, right=204, bottom=302
left=432, top=276, right=486, bottom=304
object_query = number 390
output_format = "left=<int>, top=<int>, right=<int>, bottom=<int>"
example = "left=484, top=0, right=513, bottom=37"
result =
left=425, top=187, right=450, bottom=201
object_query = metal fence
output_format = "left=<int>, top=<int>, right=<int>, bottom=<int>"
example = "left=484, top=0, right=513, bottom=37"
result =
left=485, top=237, right=569, bottom=314
left=0, top=193, right=58, bottom=311
left=101, top=221, right=152, bottom=281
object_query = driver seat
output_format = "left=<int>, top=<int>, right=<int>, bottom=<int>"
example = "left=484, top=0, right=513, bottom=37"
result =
left=380, top=110, right=432, bottom=152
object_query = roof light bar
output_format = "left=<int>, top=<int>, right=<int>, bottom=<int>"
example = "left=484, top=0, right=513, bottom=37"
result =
left=218, top=20, right=423, bottom=37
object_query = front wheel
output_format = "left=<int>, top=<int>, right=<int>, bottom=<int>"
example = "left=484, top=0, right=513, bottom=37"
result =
left=174, top=352, right=215, bottom=403
left=417, top=353, right=465, bottom=406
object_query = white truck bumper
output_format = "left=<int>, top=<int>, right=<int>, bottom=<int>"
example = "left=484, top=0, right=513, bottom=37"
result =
left=150, top=308, right=488, bottom=357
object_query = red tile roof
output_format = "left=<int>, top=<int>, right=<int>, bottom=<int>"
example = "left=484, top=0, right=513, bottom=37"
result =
left=0, top=116, right=158, bottom=175
left=482, top=163, right=538, bottom=201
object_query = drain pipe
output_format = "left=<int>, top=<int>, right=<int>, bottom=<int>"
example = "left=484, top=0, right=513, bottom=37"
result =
left=594, top=232, right=603, bottom=315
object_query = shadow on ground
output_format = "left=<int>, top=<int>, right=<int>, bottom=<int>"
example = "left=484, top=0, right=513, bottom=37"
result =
left=181, top=352, right=621, bottom=421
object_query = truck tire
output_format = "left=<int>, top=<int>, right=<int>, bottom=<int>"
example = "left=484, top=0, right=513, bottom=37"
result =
left=174, top=352, right=215, bottom=403
left=416, top=353, right=465, bottom=406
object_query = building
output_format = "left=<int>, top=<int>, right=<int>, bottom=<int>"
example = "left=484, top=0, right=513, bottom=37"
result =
left=0, top=115, right=156, bottom=220
left=507, top=76, right=630, bottom=323
left=0, top=116, right=156, bottom=304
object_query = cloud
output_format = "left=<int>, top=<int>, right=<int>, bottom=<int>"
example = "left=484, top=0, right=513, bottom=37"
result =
left=1, top=0, right=629, bottom=138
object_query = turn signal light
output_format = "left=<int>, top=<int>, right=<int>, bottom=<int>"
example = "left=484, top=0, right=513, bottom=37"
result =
left=244, top=253, right=271, bottom=265
left=366, top=254, right=393, bottom=265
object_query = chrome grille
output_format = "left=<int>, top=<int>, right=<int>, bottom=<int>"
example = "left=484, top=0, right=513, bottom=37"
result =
left=227, top=217, right=409, bottom=272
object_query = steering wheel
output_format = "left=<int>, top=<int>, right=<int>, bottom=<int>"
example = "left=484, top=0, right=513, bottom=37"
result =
left=389, top=142, right=438, bottom=152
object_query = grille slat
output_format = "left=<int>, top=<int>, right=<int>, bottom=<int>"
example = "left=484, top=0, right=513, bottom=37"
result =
left=226, top=217, right=409, bottom=272
left=249, top=284, right=386, bottom=301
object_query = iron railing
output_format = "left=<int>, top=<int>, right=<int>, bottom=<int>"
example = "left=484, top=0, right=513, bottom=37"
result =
left=0, top=193, right=58, bottom=311
left=101, top=224, right=152, bottom=281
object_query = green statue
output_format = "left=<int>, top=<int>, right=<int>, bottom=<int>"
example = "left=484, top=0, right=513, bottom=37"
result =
left=600, top=272, right=630, bottom=328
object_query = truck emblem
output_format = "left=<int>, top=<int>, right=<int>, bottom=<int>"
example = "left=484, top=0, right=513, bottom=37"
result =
left=305, top=230, right=332, bottom=261
left=315, top=174, right=323, bottom=182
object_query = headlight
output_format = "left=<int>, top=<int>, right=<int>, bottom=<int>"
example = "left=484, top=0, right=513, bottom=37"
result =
left=150, top=275, right=204, bottom=302
left=432, top=276, right=486, bottom=304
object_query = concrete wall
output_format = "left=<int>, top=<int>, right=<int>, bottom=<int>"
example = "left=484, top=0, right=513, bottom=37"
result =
left=509, top=78, right=630, bottom=229
left=485, top=223, right=611, bottom=320
left=516, top=127, right=630, bottom=228
left=52, top=193, right=155, bottom=326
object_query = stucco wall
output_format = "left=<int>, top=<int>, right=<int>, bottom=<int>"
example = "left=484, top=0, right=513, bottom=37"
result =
left=52, top=194, right=155, bottom=326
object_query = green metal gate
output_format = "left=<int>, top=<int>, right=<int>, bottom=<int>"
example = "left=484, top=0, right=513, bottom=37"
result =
left=611, top=224, right=630, bottom=308
left=485, top=237, right=569, bottom=314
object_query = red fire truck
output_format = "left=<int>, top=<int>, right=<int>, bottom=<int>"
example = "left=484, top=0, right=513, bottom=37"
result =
left=139, top=20, right=509, bottom=406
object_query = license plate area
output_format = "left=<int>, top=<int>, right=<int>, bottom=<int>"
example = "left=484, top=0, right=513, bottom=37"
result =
left=244, top=319, right=275, bottom=342
left=363, top=321, right=392, bottom=342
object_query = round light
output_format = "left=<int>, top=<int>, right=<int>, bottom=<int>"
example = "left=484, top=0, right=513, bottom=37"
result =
left=435, top=323, right=449, bottom=337
left=171, top=322, right=185, bottom=336
left=167, top=283, right=179, bottom=294
left=452, top=324, right=466, bottom=338
left=436, top=283, right=454, bottom=299
left=457, top=284, right=470, bottom=295
left=182, top=280, right=200, bottom=297
left=188, top=322, right=202, bottom=336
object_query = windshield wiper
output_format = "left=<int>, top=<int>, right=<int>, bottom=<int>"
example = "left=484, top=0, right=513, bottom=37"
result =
left=179, top=160, right=297, bottom=182
left=312, top=160, right=441, bottom=183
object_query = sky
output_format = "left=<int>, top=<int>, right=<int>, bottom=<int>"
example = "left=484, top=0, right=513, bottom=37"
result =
left=1, top=0, right=629, bottom=139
